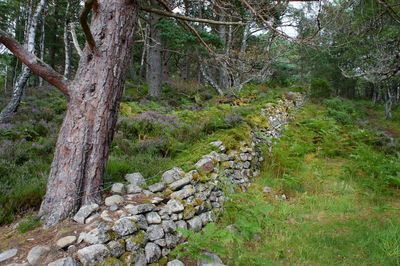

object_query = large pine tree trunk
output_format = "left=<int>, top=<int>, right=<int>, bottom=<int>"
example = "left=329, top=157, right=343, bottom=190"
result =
left=146, top=1, right=162, bottom=98
left=39, top=0, right=139, bottom=227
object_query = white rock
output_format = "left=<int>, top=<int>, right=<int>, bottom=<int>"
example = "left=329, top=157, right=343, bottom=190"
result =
left=77, top=244, right=110, bottom=266
left=105, top=195, right=123, bottom=206
left=146, top=225, right=164, bottom=241
left=125, top=204, right=154, bottom=215
left=146, top=212, right=161, bottom=224
left=167, top=259, right=185, bottom=266
left=126, top=184, right=142, bottom=194
left=165, top=199, right=184, bottom=213
left=0, top=249, right=18, bottom=263
left=148, top=182, right=166, bottom=193
left=162, top=167, right=184, bottom=184
left=125, top=173, right=146, bottom=187
left=111, top=183, right=125, bottom=194
left=169, top=177, right=191, bottom=191
left=187, top=216, right=202, bottom=232
left=170, top=185, right=195, bottom=200
left=112, top=217, right=138, bottom=236
left=47, top=257, right=79, bottom=266
left=145, top=243, right=161, bottom=264
left=73, top=203, right=99, bottom=224
left=56, top=236, right=77, bottom=249
left=27, top=246, right=51, bottom=265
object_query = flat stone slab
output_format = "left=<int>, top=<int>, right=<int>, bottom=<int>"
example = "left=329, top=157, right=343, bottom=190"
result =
left=0, top=248, right=18, bottom=263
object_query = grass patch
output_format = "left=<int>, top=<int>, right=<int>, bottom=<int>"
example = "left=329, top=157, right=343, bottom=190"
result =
left=173, top=101, right=400, bottom=265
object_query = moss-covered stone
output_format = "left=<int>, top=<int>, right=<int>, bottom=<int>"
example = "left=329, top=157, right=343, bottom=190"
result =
left=95, top=257, right=122, bottom=266
left=183, top=204, right=196, bottom=220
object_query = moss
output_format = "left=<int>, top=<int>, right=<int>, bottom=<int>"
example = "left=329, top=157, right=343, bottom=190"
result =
left=96, top=257, right=122, bottom=266
left=107, top=230, right=119, bottom=240
left=119, top=252, right=135, bottom=264
left=183, top=204, right=196, bottom=219
left=128, top=230, right=146, bottom=245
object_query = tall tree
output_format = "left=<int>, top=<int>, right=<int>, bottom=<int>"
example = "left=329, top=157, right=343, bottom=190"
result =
left=0, top=0, right=47, bottom=122
left=1, top=0, right=139, bottom=227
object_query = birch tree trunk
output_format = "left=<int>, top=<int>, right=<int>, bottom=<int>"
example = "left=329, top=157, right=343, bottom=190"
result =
left=39, top=15, right=46, bottom=86
left=0, top=0, right=46, bottom=122
left=63, top=1, right=72, bottom=79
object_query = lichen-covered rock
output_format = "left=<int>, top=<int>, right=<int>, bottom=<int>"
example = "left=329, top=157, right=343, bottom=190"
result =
left=146, top=225, right=164, bottom=241
left=187, top=216, right=202, bottom=232
left=145, top=243, right=161, bottom=264
left=154, top=239, right=166, bottom=247
left=170, top=185, right=195, bottom=200
left=125, top=204, right=154, bottom=215
left=162, top=220, right=176, bottom=233
left=175, top=220, right=187, bottom=230
left=195, top=158, right=214, bottom=173
left=199, top=211, right=215, bottom=225
left=165, top=199, right=184, bottom=213
left=169, top=176, right=192, bottom=191
left=77, top=244, right=110, bottom=266
left=148, top=182, right=166, bottom=193
left=105, top=195, right=123, bottom=206
left=125, top=173, right=146, bottom=187
left=126, top=184, right=142, bottom=194
left=56, top=236, right=76, bottom=249
left=130, top=214, right=148, bottom=230
left=165, top=233, right=177, bottom=248
left=167, top=259, right=185, bottom=266
left=126, top=231, right=147, bottom=252
left=162, top=167, right=184, bottom=184
left=47, top=257, right=79, bottom=266
left=111, top=183, right=125, bottom=195
left=100, top=210, right=113, bottom=222
left=183, top=204, right=196, bottom=220
left=79, top=223, right=111, bottom=244
left=73, top=203, right=99, bottom=224
left=133, top=251, right=147, bottom=266
left=107, top=240, right=125, bottom=257
left=145, top=212, right=161, bottom=224
left=112, top=217, right=138, bottom=236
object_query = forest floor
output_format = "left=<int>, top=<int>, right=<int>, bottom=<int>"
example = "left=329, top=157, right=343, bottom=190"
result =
left=1, top=84, right=399, bottom=265
left=173, top=100, right=400, bottom=265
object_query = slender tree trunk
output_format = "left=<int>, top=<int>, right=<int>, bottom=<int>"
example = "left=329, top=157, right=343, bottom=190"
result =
left=70, top=22, right=83, bottom=57
left=39, top=0, right=139, bottom=227
left=63, top=2, right=72, bottom=79
left=0, top=0, right=46, bottom=122
left=146, top=1, right=162, bottom=98
left=39, top=15, right=46, bottom=86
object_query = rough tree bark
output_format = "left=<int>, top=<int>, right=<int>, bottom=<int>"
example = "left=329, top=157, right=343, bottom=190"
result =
left=146, top=0, right=162, bottom=98
left=0, top=0, right=46, bottom=122
left=1, top=0, right=139, bottom=227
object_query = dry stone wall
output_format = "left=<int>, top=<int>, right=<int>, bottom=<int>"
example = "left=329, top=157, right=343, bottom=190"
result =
left=3, top=92, right=305, bottom=266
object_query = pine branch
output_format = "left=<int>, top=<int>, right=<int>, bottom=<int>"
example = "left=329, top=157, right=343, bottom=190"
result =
left=0, top=29, right=70, bottom=97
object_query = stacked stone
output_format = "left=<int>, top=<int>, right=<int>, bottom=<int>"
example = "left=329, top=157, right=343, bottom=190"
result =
left=5, top=93, right=305, bottom=266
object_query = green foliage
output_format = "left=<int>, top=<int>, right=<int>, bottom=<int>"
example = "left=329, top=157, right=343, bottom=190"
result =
left=324, top=98, right=363, bottom=124
left=17, top=215, right=42, bottom=233
left=172, top=223, right=236, bottom=260
left=310, top=77, right=332, bottom=98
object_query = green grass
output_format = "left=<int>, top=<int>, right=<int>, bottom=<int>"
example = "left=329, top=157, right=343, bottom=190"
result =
left=172, top=101, right=400, bottom=265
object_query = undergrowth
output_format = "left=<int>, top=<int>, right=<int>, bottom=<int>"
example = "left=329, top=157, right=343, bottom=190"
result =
left=171, top=101, right=400, bottom=265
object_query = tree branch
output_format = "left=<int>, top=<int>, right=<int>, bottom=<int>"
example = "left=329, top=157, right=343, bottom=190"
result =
left=70, top=22, right=83, bottom=57
left=0, top=29, right=70, bottom=97
left=140, top=6, right=245, bottom=25
left=80, top=0, right=96, bottom=51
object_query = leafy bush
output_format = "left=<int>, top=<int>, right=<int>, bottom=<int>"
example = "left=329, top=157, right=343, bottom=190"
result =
left=324, top=98, right=362, bottom=124
left=310, top=77, right=332, bottom=98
